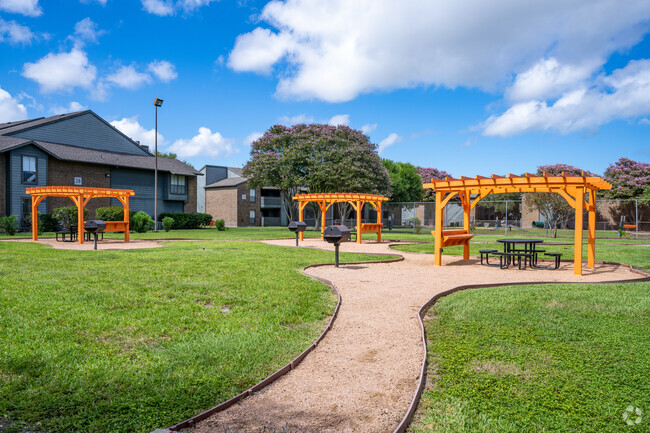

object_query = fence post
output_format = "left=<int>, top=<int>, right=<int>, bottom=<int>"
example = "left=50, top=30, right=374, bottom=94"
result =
left=634, top=198, right=639, bottom=240
left=413, top=202, right=416, bottom=234
left=505, top=200, right=508, bottom=236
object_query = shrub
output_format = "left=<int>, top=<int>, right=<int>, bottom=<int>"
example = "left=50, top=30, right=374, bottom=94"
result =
left=162, top=217, right=174, bottom=232
left=0, top=215, right=18, bottom=235
left=158, top=212, right=213, bottom=229
left=40, top=214, right=58, bottom=232
left=96, top=206, right=134, bottom=222
left=53, top=206, right=88, bottom=231
left=131, top=211, right=154, bottom=233
left=214, top=219, right=226, bottom=231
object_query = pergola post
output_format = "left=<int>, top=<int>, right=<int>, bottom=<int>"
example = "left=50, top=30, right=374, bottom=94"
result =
left=587, top=189, right=596, bottom=268
left=77, top=192, right=85, bottom=244
left=573, top=187, right=584, bottom=276
left=298, top=201, right=306, bottom=241
left=461, top=193, right=471, bottom=260
left=319, top=201, right=327, bottom=240
left=356, top=200, right=362, bottom=244
left=123, top=195, right=130, bottom=242
left=434, top=191, right=443, bottom=266
left=376, top=202, right=382, bottom=243
left=31, top=195, right=41, bottom=241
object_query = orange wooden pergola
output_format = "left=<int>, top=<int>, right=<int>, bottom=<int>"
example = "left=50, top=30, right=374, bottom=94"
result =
left=293, top=193, right=388, bottom=243
left=423, top=173, right=612, bottom=276
left=26, top=186, right=134, bottom=244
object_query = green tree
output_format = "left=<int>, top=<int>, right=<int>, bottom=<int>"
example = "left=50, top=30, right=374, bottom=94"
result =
left=381, top=159, right=424, bottom=202
left=244, top=124, right=391, bottom=222
left=524, top=164, right=594, bottom=237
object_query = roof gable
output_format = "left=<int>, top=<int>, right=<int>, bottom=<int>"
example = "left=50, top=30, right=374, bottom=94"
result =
left=5, top=111, right=150, bottom=156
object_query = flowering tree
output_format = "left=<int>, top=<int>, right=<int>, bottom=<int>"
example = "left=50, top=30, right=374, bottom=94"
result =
left=603, top=157, right=650, bottom=228
left=418, top=167, right=452, bottom=202
left=524, top=164, right=595, bottom=237
left=244, top=124, right=391, bottom=222
left=382, top=159, right=424, bottom=202
left=603, top=158, right=650, bottom=199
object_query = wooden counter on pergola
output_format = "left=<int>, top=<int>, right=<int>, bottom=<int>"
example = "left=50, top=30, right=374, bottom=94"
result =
left=293, top=193, right=388, bottom=243
left=26, top=186, right=135, bottom=244
left=423, top=173, right=612, bottom=276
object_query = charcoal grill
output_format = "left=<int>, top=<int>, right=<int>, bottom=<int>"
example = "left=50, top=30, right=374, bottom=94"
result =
left=323, top=225, right=351, bottom=267
left=288, top=221, right=307, bottom=246
left=84, top=220, right=106, bottom=250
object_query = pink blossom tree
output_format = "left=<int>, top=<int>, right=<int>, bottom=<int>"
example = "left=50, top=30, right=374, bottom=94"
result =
left=418, top=167, right=452, bottom=202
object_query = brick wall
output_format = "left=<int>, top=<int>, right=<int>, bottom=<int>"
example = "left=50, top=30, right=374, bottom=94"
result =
left=184, top=176, right=197, bottom=213
left=205, top=187, right=238, bottom=226
left=237, top=183, right=261, bottom=226
left=0, top=155, right=5, bottom=216
left=48, top=159, right=111, bottom=218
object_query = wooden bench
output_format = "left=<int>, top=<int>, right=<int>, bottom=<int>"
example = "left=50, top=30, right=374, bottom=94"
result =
left=432, top=229, right=475, bottom=247
left=358, top=222, right=383, bottom=242
left=103, top=221, right=129, bottom=232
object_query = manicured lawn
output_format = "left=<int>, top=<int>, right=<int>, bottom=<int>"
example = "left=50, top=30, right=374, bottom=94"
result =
left=409, top=282, right=650, bottom=433
left=391, top=240, right=650, bottom=269
left=0, top=240, right=396, bottom=433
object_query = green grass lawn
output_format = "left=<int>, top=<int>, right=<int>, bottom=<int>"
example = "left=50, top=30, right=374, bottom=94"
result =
left=408, top=282, right=650, bottom=433
left=391, top=240, right=650, bottom=270
left=0, top=240, right=396, bottom=433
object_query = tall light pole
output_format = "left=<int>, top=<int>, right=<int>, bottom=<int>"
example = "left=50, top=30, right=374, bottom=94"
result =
left=153, top=98, right=163, bottom=232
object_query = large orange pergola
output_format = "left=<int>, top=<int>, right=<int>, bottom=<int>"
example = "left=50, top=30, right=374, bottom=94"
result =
left=26, top=186, right=134, bottom=244
left=293, top=193, right=388, bottom=243
left=423, top=173, right=612, bottom=276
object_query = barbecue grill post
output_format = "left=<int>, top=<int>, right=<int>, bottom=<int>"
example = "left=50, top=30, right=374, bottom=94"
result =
left=335, top=243, right=340, bottom=267
left=93, top=233, right=98, bottom=250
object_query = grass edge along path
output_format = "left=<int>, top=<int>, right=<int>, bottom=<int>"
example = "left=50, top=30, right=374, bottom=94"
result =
left=407, top=280, right=650, bottom=433
left=0, top=240, right=398, bottom=433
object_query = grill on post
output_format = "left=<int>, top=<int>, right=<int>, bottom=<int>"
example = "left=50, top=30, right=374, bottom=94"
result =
left=288, top=221, right=307, bottom=246
left=323, top=225, right=351, bottom=267
left=84, top=220, right=106, bottom=250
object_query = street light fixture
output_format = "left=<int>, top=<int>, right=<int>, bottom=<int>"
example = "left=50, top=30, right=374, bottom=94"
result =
left=153, top=98, right=163, bottom=232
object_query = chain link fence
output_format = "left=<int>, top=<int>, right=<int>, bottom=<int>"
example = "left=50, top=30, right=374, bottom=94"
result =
left=380, top=199, right=650, bottom=239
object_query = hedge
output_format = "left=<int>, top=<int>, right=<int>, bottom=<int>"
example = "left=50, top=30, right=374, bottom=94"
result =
left=158, top=212, right=212, bottom=229
left=96, top=206, right=135, bottom=222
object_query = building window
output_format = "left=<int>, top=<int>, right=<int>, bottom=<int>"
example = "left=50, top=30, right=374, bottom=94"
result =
left=22, top=197, right=31, bottom=218
left=170, top=174, right=186, bottom=195
left=22, top=156, right=37, bottom=184
left=250, top=188, right=256, bottom=203
left=249, top=210, right=255, bottom=225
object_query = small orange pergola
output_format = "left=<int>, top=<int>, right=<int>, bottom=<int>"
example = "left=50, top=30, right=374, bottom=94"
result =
left=293, top=193, right=388, bottom=243
left=26, top=186, right=134, bottom=244
left=423, top=173, right=612, bottom=276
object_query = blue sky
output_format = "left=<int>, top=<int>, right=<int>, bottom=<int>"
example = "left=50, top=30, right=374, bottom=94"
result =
left=0, top=0, right=649, bottom=177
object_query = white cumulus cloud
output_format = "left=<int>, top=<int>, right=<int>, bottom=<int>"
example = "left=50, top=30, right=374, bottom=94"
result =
left=328, top=114, right=349, bottom=126
left=228, top=0, right=650, bottom=103
left=169, top=127, right=236, bottom=158
left=106, top=65, right=152, bottom=89
left=22, top=48, right=97, bottom=93
left=49, top=101, right=87, bottom=115
left=483, top=59, right=650, bottom=136
left=72, top=17, right=103, bottom=45
left=0, top=18, right=34, bottom=44
left=147, top=60, right=177, bottom=82
left=141, top=0, right=173, bottom=16
left=141, top=0, right=215, bottom=15
left=361, top=123, right=377, bottom=134
left=278, top=113, right=314, bottom=125
left=0, top=0, right=42, bottom=17
left=111, top=116, right=163, bottom=149
left=377, top=132, right=401, bottom=153
left=0, top=86, right=27, bottom=122
left=244, top=131, right=263, bottom=146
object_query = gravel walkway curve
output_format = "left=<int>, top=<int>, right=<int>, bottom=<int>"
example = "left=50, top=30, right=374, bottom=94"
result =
left=181, top=239, right=643, bottom=433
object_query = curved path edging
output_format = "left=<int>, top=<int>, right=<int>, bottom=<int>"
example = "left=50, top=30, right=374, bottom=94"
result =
left=167, top=251, right=404, bottom=432
left=393, top=262, right=650, bottom=433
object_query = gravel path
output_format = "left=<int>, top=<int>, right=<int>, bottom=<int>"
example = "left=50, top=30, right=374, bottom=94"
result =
left=181, top=239, right=643, bottom=433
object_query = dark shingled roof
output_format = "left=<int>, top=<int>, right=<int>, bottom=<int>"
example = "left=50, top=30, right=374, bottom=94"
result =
left=229, top=167, right=244, bottom=176
left=205, top=177, right=248, bottom=188
left=0, top=111, right=201, bottom=176
left=0, top=136, right=201, bottom=176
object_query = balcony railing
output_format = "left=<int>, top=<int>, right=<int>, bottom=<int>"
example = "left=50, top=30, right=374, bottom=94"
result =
left=261, top=196, right=282, bottom=207
left=170, top=185, right=186, bottom=195
left=261, top=216, right=282, bottom=227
